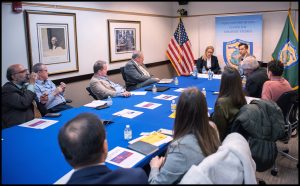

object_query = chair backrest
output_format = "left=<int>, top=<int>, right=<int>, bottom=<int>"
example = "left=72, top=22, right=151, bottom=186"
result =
left=120, top=67, right=127, bottom=82
left=120, top=67, right=136, bottom=91
left=86, top=87, right=98, bottom=100
left=276, top=90, right=297, bottom=118
left=276, top=90, right=298, bottom=142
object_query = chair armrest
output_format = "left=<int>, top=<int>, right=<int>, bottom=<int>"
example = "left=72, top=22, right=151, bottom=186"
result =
left=65, top=99, right=72, bottom=103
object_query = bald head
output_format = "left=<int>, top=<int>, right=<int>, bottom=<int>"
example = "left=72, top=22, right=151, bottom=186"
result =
left=58, top=113, right=106, bottom=168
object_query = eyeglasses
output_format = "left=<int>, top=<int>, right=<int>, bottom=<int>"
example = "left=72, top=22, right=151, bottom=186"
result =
left=39, top=69, right=48, bottom=72
left=13, top=69, right=28, bottom=75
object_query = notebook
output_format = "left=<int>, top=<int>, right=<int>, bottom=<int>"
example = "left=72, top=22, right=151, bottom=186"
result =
left=158, top=79, right=173, bottom=84
left=128, top=141, right=159, bottom=155
left=144, top=86, right=170, bottom=92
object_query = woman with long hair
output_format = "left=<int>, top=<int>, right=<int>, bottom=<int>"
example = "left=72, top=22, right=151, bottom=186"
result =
left=196, top=46, right=221, bottom=74
left=212, top=66, right=247, bottom=141
left=148, top=87, right=220, bottom=184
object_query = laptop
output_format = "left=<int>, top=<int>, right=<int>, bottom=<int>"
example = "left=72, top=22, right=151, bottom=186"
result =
left=145, top=86, right=170, bottom=92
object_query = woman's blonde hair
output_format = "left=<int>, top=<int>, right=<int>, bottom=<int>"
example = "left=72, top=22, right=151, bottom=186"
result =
left=202, top=46, right=214, bottom=61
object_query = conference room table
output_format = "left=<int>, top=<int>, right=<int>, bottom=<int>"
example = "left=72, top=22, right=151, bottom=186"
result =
left=2, top=75, right=221, bottom=184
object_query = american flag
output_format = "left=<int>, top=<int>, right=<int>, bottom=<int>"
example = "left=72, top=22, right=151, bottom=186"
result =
left=166, top=18, right=195, bottom=75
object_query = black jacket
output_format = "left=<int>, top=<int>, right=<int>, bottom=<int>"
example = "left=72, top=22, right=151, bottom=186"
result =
left=245, top=67, right=269, bottom=98
left=2, top=82, right=47, bottom=129
left=231, top=99, right=285, bottom=171
left=67, top=165, right=148, bottom=184
left=196, top=55, right=221, bottom=74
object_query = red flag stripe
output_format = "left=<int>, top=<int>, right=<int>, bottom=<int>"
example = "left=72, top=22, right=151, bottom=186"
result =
left=180, top=46, right=191, bottom=73
left=166, top=49, right=183, bottom=74
left=166, top=51, right=181, bottom=75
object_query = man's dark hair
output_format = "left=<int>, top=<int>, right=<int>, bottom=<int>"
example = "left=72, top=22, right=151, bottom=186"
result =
left=238, top=43, right=248, bottom=49
left=58, top=113, right=106, bottom=168
left=93, top=60, right=106, bottom=74
left=6, top=65, right=16, bottom=81
left=32, top=63, right=44, bottom=73
left=267, top=60, right=284, bottom=76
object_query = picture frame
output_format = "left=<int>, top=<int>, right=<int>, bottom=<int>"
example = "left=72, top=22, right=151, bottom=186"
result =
left=25, top=10, right=79, bottom=75
left=108, top=20, right=141, bottom=63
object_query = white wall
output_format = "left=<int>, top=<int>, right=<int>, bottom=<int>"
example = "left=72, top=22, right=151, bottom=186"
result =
left=2, top=2, right=298, bottom=85
left=1, top=2, right=174, bottom=85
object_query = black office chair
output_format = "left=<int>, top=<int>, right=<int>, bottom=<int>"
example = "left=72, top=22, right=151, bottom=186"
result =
left=86, top=87, right=98, bottom=100
left=271, top=90, right=299, bottom=176
left=120, top=67, right=136, bottom=91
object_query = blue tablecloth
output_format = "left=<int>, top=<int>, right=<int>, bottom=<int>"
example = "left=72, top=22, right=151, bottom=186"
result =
left=1, top=76, right=220, bottom=184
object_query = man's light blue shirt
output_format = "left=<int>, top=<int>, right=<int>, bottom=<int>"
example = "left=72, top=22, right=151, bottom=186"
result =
left=35, top=79, right=66, bottom=109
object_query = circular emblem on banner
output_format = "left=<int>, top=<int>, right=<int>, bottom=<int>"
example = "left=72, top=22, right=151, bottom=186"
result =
left=278, top=41, right=298, bottom=67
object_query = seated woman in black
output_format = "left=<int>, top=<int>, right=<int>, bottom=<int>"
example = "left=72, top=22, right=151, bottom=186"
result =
left=196, top=46, right=221, bottom=74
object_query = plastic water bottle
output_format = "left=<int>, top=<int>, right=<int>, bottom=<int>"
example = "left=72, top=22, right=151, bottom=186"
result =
left=171, top=99, right=176, bottom=112
left=208, top=69, right=213, bottom=80
left=174, top=77, right=179, bottom=85
left=202, top=88, right=206, bottom=97
left=124, top=125, right=132, bottom=140
left=202, top=66, right=207, bottom=74
left=107, top=96, right=113, bottom=106
left=193, top=66, right=198, bottom=79
left=242, top=75, right=247, bottom=88
left=152, top=84, right=157, bottom=94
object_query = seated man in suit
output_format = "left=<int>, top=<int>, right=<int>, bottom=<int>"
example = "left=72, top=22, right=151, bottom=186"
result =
left=124, top=51, right=160, bottom=91
left=2, top=64, right=48, bottom=129
left=90, top=60, right=131, bottom=100
left=240, top=56, right=269, bottom=98
left=33, top=63, right=73, bottom=113
left=58, top=113, right=148, bottom=184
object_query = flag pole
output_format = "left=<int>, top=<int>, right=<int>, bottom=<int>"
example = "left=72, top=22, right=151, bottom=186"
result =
left=178, top=16, right=182, bottom=64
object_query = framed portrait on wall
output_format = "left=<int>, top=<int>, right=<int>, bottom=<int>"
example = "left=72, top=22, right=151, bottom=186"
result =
left=25, top=10, right=79, bottom=75
left=108, top=20, right=141, bottom=63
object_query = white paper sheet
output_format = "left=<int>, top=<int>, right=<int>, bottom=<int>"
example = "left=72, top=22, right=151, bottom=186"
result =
left=174, top=88, right=186, bottom=92
left=197, top=73, right=222, bottom=79
left=134, top=101, right=162, bottom=109
left=154, top=94, right=178, bottom=101
left=158, top=79, right=173, bottom=84
left=18, top=118, right=58, bottom=129
left=130, top=91, right=147, bottom=95
left=106, top=146, right=145, bottom=168
left=113, top=109, right=143, bottom=119
left=54, top=169, right=74, bottom=184
left=84, top=100, right=107, bottom=108
left=158, top=128, right=173, bottom=136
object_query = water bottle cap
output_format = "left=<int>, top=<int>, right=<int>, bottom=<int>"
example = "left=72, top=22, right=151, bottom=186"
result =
left=172, top=99, right=175, bottom=103
left=126, top=124, right=130, bottom=127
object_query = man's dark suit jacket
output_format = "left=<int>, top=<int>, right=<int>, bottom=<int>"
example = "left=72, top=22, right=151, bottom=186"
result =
left=67, top=165, right=148, bottom=184
left=1, top=82, right=47, bottom=129
left=196, top=55, right=221, bottom=74
left=245, top=67, right=269, bottom=98
left=124, top=60, right=153, bottom=90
